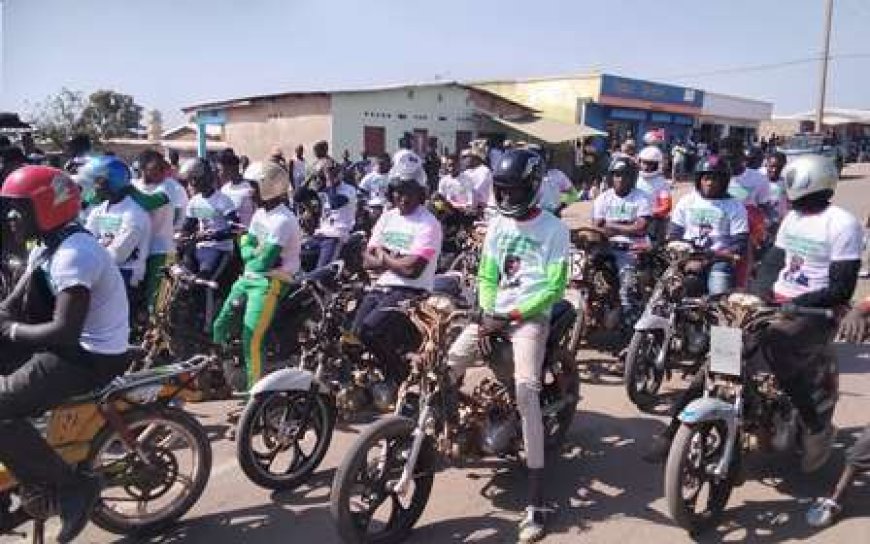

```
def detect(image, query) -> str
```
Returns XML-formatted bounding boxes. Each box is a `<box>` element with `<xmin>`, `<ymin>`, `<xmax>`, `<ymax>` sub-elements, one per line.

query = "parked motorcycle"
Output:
<box><xmin>624</xmin><ymin>241</ymin><xmax>723</xmax><ymax>409</ymax></box>
<box><xmin>564</xmin><ymin>226</ymin><xmax>663</xmax><ymax>357</ymax></box>
<box><xmin>0</xmin><ymin>355</ymin><xmax>213</xmax><ymax>541</ymax></box>
<box><xmin>235</xmin><ymin>261</ymin><xmax>395</xmax><ymax>490</ymax></box>
<box><xmin>329</xmin><ymin>294</ymin><xmax>580</xmax><ymax>544</ymax></box>
<box><xmin>664</xmin><ymin>293</ymin><xmax>838</xmax><ymax>533</ymax></box>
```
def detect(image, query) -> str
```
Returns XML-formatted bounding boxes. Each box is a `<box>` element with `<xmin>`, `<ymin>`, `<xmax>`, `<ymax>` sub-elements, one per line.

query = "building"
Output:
<box><xmin>698</xmin><ymin>92</ymin><xmax>773</xmax><ymax>143</ymax></box>
<box><xmin>180</xmin><ymin>82</ymin><xmax>600</xmax><ymax>165</ymax></box>
<box><xmin>759</xmin><ymin>108</ymin><xmax>870</xmax><ymax>145</ymax></box>
<box><xmin>475</xmin><ymin>74</ymin><xmax>709</xmax><ymax>145</ymax></box>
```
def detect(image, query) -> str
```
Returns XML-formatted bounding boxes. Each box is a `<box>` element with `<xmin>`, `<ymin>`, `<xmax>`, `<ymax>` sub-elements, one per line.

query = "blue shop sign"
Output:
<box><xmin>610</xmin><ymin>108</ymin><xmax>647</xmax><ymax>121</ymax></box>
<box><xmin>600</xmin><ymin>75</ymin><xmax>704</xmax><ymax>108</ymax></box>
<box><xmin>650</xmin><ymin>112</ymin><xmax>672</xmax><ymax>123</ymax></box>
<box><xmin>672</xmin><ymin>114</ymin><xmax>694</xmax><ymax>126</ymax></box>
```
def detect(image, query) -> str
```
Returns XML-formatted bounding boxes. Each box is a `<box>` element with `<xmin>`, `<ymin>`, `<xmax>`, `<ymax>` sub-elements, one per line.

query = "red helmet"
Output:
<box><xmin>1</xmin><ymin>165</ymin><xmax>81</xmax><ymax>232</ymax></box>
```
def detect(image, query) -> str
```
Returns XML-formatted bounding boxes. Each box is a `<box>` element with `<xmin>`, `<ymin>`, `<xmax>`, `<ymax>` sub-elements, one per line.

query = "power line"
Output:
<box><xmin>659</xmin><ymin>52</ymin><xmax>870</xmax><ymax>81</ymax></box>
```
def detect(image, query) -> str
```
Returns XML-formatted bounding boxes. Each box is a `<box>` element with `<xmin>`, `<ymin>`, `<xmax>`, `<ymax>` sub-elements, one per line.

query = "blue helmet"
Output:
<box><xmin>78</xmin><ymin>155</ymin><xmax>131</xmax><ymax>196</ymax></box>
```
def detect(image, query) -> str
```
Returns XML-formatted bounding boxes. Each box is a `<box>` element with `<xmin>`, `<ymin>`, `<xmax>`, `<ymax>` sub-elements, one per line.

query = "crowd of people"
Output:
<box><xmin>0</xmin><ymin>125</ymin><xmax>867</xmax><ymax>542</ymax></box>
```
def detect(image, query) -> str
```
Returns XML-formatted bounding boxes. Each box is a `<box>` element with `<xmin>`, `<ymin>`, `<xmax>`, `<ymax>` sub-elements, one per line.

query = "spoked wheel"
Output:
<box><xmin>88</xmin><ymin>407</ymin><xmax>212</xmax><ymax>535</ymax></box>
<box><xmin>236</xmin><ymin>390</ymin><xmax>335</xmax><ymax>490</ymax></box>
<box><xmin>624</xmin><ymin>330</ymin><xmax>665</xmax><ymax>410</ymax></box>
<box><xmin>665</xmin><ymin>421</ymin><xmax>734</xmax><ymax>534</ymax></box>
<box><xmin>330</xmin><ymin>416</ymin><xmax>434</xmax><ymax>544</ymax></box>
<box><xmin>564</xmin><ymin>289</ymin><xmax>587</xmax><ymax>357</ymax></box>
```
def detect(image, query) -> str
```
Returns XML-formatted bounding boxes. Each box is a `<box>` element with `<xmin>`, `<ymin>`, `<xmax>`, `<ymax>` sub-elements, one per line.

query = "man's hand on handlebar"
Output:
<box><xmin>839</xmin><ymin>306</ymin><xmax>870</xmax><ymax>343</ymax></box>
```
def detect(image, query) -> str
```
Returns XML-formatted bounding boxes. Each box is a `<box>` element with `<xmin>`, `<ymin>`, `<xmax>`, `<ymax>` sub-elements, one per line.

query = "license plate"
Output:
<box><xmin>709</xmin><ymin>326</ymin><xmax>742</xmax><ymax>376</ymax></box>
<box><xmin>570</xmin><ymin>250</ymin><xmax>586</xmax><ymax>280</ymax></box>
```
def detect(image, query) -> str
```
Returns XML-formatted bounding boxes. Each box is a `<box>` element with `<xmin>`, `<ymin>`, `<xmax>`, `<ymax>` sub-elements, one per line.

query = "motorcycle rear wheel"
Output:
<box><xmin>88</xmin><ymin>406</ymin><xmax>212</xmax><ymax>536</ymax></box>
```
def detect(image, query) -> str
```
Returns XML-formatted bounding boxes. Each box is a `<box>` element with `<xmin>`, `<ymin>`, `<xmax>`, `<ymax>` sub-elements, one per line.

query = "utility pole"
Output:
<box><xmin>815</xmin><ymin>0</ymin><xmax>834</xmax><ymax>131</ymax></box>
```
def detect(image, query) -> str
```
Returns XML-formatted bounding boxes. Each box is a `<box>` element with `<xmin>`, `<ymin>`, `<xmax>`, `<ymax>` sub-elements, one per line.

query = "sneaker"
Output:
<box><xmin>518</xmin><ymin>506</ymin><xmax>547</xmax><ymax>543</ymax></box>
<box><xmin>642</xmin><ymin>434</ymin><xmax>672</xmax><ymax>464</ymax></box>
<box><xmin>806</xmin><ymin>497</ymin><xmax>842</xmax><ymax>528</ymax></box>
<box><xmin>802</xmin><ymin>424</ymin><xmax>836</xmax><ymax>473</ymax></box>
<box><xmin>56</xmin><ymin>473</ymin><xmax>102</xmax><ymax>543</ymax></box>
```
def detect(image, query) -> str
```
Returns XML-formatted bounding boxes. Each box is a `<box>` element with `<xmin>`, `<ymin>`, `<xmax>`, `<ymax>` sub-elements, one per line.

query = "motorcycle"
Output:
<box><xmin>235</xmin><ymin>260</ymin><xmax>393</xmax><ymax>490</ymax></box>
<box><xmin>564</xmin><ymin>227</ymin><xmax>663</xmax><ymax>357</ymax></box>
<box><xmin>0</xmin><ymin>355</ymin><xmax>213</xmax><ymax>542</ymax></box>
<box><xmin>329</xmin><ymin>293</ymin><xmax>580</xmax><ymax>544</ymax></box>
<box><xmin>664</xmin><ymin>293</ymin><xmax>838</xmax><ymax>533</ymax></box>
<box><xmin>623</xmin><ymin>241</ymin><xmax>723</xmax><ymax>409</ymax></box>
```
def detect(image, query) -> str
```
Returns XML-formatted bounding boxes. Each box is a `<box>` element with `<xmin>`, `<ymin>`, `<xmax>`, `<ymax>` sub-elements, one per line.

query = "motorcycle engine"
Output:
<box><xmin>370</xmin><ymin>381</ymin><xmax>397</xmax><ymax>413</ymax></box>
<box><xmin>684</xmin><ymin>321</ymin><xmax>709</xmax><ymax>356</ymax></box>
<box><xmin>19</xmin><ymin>486</ymin><xmax>54</xmax><ymax>520</ymax></box>
<box><xmin>335</xmin><ymin>384</ymin><xmax>372</xmax><ymax>414</ymax></box>
<box><xmin>480</xmin><ymin>409</ymin><xmax>519</xmax><ymax>456</ymax></box>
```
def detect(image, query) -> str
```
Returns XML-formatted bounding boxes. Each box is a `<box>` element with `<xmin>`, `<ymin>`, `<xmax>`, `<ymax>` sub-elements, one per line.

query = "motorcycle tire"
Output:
<box><xmin>330</xmin><ymin>416</ymin><xmax>435</xmax><ymax>544</ymax></box>
<box><xmin>543</xmin><ymin>347</ymin><xmax>581</xmax><ymax>449</ymax></box>
<box><xmin>88</xmin><ymin>406</ymin><xmax>212</xmax><ymax>536</ymax></box>
<box><xmin>565</xmin><ymin>289</ymin><xmax>587</xmax><ymax>356</ymax></box>
<box><xmin>664</xmin><ymin>421</ymin><xmax>734</xmax><ymax>534</ymax></box>
<box><xmin>624</xmin><ymin>330</ymin><xmax>665</xmax><ymax>411</ymax></box>
<box><xmin>236</xmin><ymin>390</ymin><xmax>335</xmax><ymax>491</ymax></box>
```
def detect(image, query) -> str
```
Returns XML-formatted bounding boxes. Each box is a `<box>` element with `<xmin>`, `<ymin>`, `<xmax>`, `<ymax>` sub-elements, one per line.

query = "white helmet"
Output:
<box><xmin>638</xmin><ymin>146</ymin><xmax>663</xmax><ymax>177</ymax></box>
<box><xmin>782</xmin><ymin>154</ymin><xmax>838</xmax><ymax>202</ymax></box>
<box><xmin>244</xmin><ymin>161</ymin><xmax>290</xmax><ymax>201</ymax></box>
<box><xmin>390</xmin><ymin>151</ymin><xmax>427</xmax><ymax>189</ymax></box>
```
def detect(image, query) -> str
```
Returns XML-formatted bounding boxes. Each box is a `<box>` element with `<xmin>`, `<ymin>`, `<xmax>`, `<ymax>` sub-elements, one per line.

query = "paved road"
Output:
<box><xmin>31</xmin><ymin>165</ymin><xmax>870</xmax><ymax>543</ymax></box>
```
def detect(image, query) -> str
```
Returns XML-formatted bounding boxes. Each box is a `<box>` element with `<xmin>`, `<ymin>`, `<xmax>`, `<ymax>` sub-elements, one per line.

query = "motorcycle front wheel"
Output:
<box><xmin>624</xmin><ymin>330</ymin><xmax>665</xmax><ymax>410</ymax></box>
<box><xmin>236</xmin><ymin>390</ymin><xmax>335</xmax><ymax>490</ymax></box>
<box><xmin>664</xmin><ymin>421</ymin><xmax>734</xmax><ymax>534</ymax></box>
<box><xmin>330</xmin><ymin>416</ymin><xmax>435</xmax><ymax>544</ymax></box>
<box><xmin>88</xmin><ymin>406</ymin><xmax>212</xmax><ymax>536</ymax></box>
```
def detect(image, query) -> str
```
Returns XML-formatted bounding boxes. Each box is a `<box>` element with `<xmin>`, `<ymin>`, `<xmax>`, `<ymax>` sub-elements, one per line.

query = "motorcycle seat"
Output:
<box><xmin>432</xmin><ymin>273</ymin><xmax>463</xmax><ymax>299</ymax></box>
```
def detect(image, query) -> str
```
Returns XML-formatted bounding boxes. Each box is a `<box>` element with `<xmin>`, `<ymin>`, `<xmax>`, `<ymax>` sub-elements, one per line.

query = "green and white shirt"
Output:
<box><xmin>85</xmin><ymin>195</ymin><xmax>151</xmax><ymax>285</ymax></box>
<box><xmin>478</xmin><ymin>211</ymin><xmax>569</xmax><ymax>319</ymax></box>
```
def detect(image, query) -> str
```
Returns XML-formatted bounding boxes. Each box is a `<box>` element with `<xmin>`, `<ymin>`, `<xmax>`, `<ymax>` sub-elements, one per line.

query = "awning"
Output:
<box><xmin>483</xmin><ymin>114</ymin><xmax>605</xmax><ymax>143</ymax></box>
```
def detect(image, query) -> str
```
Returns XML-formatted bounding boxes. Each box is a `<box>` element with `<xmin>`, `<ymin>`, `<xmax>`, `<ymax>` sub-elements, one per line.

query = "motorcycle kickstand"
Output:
<box><xmin>32</xmin><ymin>518</ymin><xmax>44</xmax><ymax>544</ymax></box>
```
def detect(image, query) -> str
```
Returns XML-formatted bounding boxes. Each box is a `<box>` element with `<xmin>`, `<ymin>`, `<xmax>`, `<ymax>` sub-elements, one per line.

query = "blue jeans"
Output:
<box><xmin>707</xmin><ymin>261</ymin><xmax>734</xmax><ymax>295</ymax></box>
<box><xmin>612</xmin><ymin>249</ymin><xmax>639</xmax><ymax>309</ymax></box>
<box><xmin>311</xmin><ymin>235</ymin><xmax>342</xmax><ymax>269</ymax></box>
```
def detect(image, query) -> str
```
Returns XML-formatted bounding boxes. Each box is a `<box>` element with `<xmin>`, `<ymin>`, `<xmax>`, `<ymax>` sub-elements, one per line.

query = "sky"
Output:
<box><xmin>1</xmin><ymin>0</ymin><xmax>869</xmax><ymax>127</ymax></box>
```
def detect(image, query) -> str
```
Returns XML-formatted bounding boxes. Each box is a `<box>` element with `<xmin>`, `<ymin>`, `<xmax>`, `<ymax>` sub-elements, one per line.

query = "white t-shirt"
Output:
<box><xmin>773</xmin><ymin>205</ymin><xmax>863</xmax><ymax>300</ymax></box>
<box><xmin>369</xmin><ymin>206</ymin><xmax>443</xmax><ymax>291</ymax></box>
<box><xmin>85</xmin><ymin>196</ymin><xmax>151</xmax><ymax>285</ymax></box>
<box><xmin>728</xmin><ymin>169</ymin><xmax>770</xmax><ymax>208</ymax></box>
<box><xmin>768</xmin><ymin>178</ymin><xmax>789</xmax><ymax>222</ymax></box>
<box><xmin>247</xmin><ymin>204</ymin><xmax>302</xmax><ymax>280</ymax></box>
<box><xmin>482</xmin><ymin>211</ymin><xmax>569</xmax><ymax>317</ymax></box>
<box><xmin>637</xmin><ymin>173</ymin><xmax>670</xmax><ymax>199</ymax></box>
<box><xmin>29</xmin><ymin>232</ymin><xmax>130</xmax><ymax>354</ymax></box>
<box><xmin>438</xmin><ymin>174</ymin><xmax>474</xmax><ymax>209</ymax></box>
<box><xmin>221</xmin><ymin>180</ymin><xmax>256</xmax><ymax>227</ymax></box>
<box><xmin>134</xmin><ymin>177</ymin><xmax>188</xmax><ymax>255</ymax></box>
<box><xmin>592</xmin><ymin>188</ymin><xmax>652</xmax><ymax>244</ymax></box>
<box><xmin>186</xmin><ymin>191</ymin><xmax>237</xmax><ymax>251</ymax></box>
<box><xmin>671</xmin><ymin>191</ymin><xmax>749</xmax><ymax>251</ymax></box>
<box><xmin>463</xmin><ymin>164</ymin><xmax>494</xmax><ymax>208</ymax></box>
<box><xmin>359</xmin><ymin>172</ymin><xmax>391</xmax><ymax>207</ymax></box>
<box><xmin>316</xmin><ymin>183</ymin><xmax>358</xmax><ymax>239</ymax></box>
<box><xmin>537</xmin><ymin>168</ymin><xmax>574</xmax><ymax>214</ymax></box>
<box><xmin>292</xmin><ymin>158</ymin><xmax>306</xmax><ymax>188</ymax></box>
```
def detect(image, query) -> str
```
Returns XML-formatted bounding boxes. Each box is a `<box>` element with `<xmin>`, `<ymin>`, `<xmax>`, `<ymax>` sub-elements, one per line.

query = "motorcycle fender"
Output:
<box><xmin>633</xmin><ymin>313</ymin><xmax>670</xmax><ymax>332</ymax></box>
<box><xmin>678</xmin><ymin>397</ymin><xmax>736</xmax><ymax>425</ymax></box>
<box><xmin>249</xmin><ymin>368</ymin><xmax>330</xmax><ymax>396</ymax></box>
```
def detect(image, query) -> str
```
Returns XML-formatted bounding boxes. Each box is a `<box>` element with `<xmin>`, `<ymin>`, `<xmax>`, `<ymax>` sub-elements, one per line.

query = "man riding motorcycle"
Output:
<box><xmin>636</xmin><ymin>145</ymin><xmax>672</xmax><ymax>244</ymax></box>
<box><xmin>178</xmin><ymin>158</ymin><xmax>240</xmax><ymax>333</ymax></box>
<box><xmin>669</xmin><ymin>155</ymin><xmax>748</xmax><ymax>295</ymax></box>
<box><xmin>217</xmin><ymin>151</ymin><xmax>256</xmax><ymax>227</ymax></box>
<box><xmin>753</xmin><ymin>153</ymin><xmax>862</xmax><ymax>471</ymax></box>
<box><xmin>81</xmin><ymin>155</ymin><xmax>152</xmax><ymax>301</ymax></box>
<box><xmin>350</xmin><ymin>157</ymin><xmax>442</xmax><ymax>390</ymax></box>
<box><xmin>212</xmin><ymin>162</ymin><xmax>301</xmax><ymax>391</ymax></box>
<box><xmin>0</xmin><ymin>166</ymin><xmax>131</xmax><ymax>543</ymax></box>
<box><xmin>358</xmin><ymin>153</ymin><xmax>392</xmax><ymax>219</ymax></box>
<box><xmin>446</xmin><ymin>148</ymin><xmax>569</xmax><ymax>543</ymax></box>
<box><xmin>309</xmin><ymin>159</ymin><xmax>358</xmax><ymax>269</ymax></box>
<box><xmin>592</xmin><ymin>156</ymin><xmax>651</xmax><ymax>326</ymax></box>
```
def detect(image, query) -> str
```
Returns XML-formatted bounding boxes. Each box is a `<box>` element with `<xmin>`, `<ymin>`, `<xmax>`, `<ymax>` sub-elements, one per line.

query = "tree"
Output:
<box><xmin>28</xmin><ymin>87</ymin><xmax>89</xmax><ymax>149</ymax></box>
<box><xmin>80</xmin><ymin>90</ymin><xmax>144</xmax><ymax>140</ymax></box>
<box><xmin>29</xmin><ymin>88</ymin><xmax>144</xmax><ymax>149</ymax></box>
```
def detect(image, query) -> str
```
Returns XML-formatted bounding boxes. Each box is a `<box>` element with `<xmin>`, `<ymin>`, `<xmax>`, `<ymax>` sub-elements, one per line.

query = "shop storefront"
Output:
<box><xmin>581</xmin><ymin>75</ymin><xmax>703</xmax><ymax>144</ymax></box>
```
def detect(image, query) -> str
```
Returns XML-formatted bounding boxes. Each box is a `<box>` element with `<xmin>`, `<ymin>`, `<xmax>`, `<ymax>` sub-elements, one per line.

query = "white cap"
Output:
<box><xmin>244</xmin><ymin>161</ymin><xmax>290</xmax><ymax>201</ymax></box>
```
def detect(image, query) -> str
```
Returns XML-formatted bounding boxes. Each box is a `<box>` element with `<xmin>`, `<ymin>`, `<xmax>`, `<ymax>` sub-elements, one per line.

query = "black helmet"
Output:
<box><xmin>694</xmin><ymin>155</ymin><xmax>731</xmax><ymax>198</ymax></box>
<box><xmin>745</xmin><ymin>145</ymin><xmax>764</xmax><ymax>169</ymax></box>
<box><xmin>608</xmin><ymin>157</ymin><xmax>639</xmax><ymax>186</ymax></box>
<box><xmin>492</xmin><ymin>149</ymin><xmax>543</xmax><ymax>218</ymax></box>
<box><xmin>179</xmin><ymin>157</ymin><xmax>215</xmax><ymax>192</ymax></box>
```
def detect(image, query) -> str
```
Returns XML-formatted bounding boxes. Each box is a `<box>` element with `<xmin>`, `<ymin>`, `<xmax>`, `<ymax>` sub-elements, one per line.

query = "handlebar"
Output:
<box><xmin>765</xmin><ymin>305</ymin><xmax>836</xmax><ymax>320</ymax></box>
<box><xmin>166</xmin><ymin>264</ymin><xmax>219</xmax><ymax>290</ymax></box>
